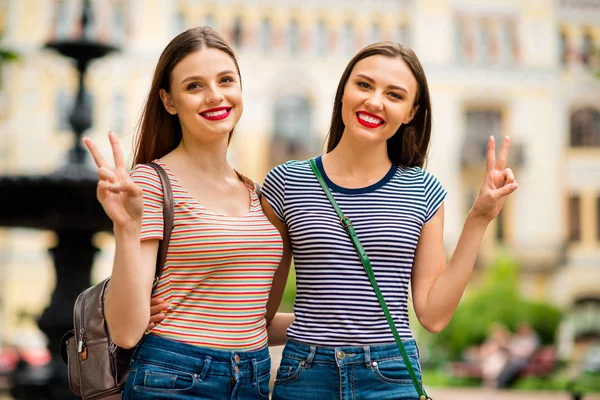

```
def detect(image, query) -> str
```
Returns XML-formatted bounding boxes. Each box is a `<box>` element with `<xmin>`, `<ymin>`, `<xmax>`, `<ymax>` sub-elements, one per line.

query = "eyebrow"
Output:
<box><xmin>355</xmin><ymin>73</ymin><xmax>408</xmax><ymax>94</ymax></box>
<box><xmin>180</xmin><ymin>70</ymin><xmax>237</xmax><ymax>84</ymax></box>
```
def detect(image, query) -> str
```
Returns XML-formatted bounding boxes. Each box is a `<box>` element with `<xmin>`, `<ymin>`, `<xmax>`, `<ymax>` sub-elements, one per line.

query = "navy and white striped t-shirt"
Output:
<box><xmin>261</xmin><ymin>156</ymin><xmax>447</xmax><ymax>345</ymax></box>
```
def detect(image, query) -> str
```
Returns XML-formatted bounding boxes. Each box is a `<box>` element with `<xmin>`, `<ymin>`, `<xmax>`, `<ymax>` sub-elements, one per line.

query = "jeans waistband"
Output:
<box><xmin>135</xmin><ymin>334</ymin><xmax>270</xmax><ymax>378</ymax></box>
<box><xmin>283</xmin><ymin>338</ymin><xmax>419</xmax><ymax>368</ymax></box>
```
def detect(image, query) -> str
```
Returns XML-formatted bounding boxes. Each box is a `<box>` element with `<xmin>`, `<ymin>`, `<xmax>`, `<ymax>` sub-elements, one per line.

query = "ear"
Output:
<box><xmin>159</xmin><ymin>89</ymin><xmax>177</xmax><ymax>115</ymax></box>
<box><xmin>403</xmin><ymin>104</ymin><xmax>420</xmax><ymax>124</ymax></box>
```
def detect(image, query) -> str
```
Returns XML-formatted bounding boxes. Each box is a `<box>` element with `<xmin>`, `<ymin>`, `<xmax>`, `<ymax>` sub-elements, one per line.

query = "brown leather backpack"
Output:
<box><xmin>60</xmin><ymin>162</ymin><xmax>173</xmax><ymax>400</ymax></box>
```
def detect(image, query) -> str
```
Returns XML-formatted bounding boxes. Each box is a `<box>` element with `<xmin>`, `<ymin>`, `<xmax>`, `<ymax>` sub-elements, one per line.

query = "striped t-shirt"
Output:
<box><xmin>130</xmin><ymin>161</ymin><xmax>284</xmax><ymax>350</ymax></box>
<box><xmin>261</xmin><ymin>156</ymin><xmax>447</xmax><ymax>345</ymax></box>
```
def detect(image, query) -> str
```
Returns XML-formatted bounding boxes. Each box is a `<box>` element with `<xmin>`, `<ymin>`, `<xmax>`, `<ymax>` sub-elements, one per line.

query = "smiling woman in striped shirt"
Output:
<box><xmin>82</xmin><ymin>27</ymin><xmax>291</xmax><ymax>400</ymax></box>
<box><xmin>260</xmin><ymin>42</ymin><xmax>519</xmax><ymax>400</ymax></box>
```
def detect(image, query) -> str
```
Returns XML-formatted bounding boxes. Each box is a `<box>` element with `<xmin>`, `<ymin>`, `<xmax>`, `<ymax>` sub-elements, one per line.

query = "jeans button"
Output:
<box><xmin>336</xmin><ymin>350</ymin><xmax>346</xmax><ymax>360</ymax></box>
<box><xmin>234</xmin><ymin>365</ymin><xmax>239</xmax><ymax>374</ymax></box>
<box><xmin>234</xmin><ymin>354</ymin><xmax>240</xmax><ymax>363</ymax></box>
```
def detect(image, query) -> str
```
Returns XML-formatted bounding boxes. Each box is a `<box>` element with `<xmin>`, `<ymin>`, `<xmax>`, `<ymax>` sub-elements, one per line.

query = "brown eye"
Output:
<box><xmin>357</xmin><ymin>82</ymin><xmax>371</xmax><ymax>89</ymax></box>
<box><xmin>187</xmin><ymin>82</ymin><xmax>201</xmax><ymax>90</ymax></box>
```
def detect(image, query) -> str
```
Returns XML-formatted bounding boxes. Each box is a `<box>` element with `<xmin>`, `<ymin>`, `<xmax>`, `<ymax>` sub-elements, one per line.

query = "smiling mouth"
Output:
<box><xmin>356</xmin><ymin>112</ymin><xmax>384</xmax><ymax>128</ymax></box>
<box><xmin>200</xmin><ymin>107</ymin><xmax>232</xmax><ymax>121</ymax></box>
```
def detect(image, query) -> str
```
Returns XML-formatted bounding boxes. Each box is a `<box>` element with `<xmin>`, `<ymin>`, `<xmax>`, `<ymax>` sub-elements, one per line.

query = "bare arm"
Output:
<box><xmin>267</xmin><ymin>313</ymin><xmax>295</xmax><ymax>346</ymax></box>
<box><xmin>411</xmin><ymin>136</ymin><xmax>519</xmax><ymax>333</ymax></box>
<box><xmin>83</xmin><ymin>133</ymin><xmax>158</xmax><ymax>349</ymax></box>
<box><xmin>262</xmin><ymin>196</ymin><xmax>293</xmax><ymax>323</ymax></box>
<box><xmin>261</xmin><ymin>196</ymin><xmax>294</xmax><ymax>344</ymax></box>
<box><xmin>107</xmin><ymin>231</ymin><xmax>158</xmax><ymax>348</ymax></box>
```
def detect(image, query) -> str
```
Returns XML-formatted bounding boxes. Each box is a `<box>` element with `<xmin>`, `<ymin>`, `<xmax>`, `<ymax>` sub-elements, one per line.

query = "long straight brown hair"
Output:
<box><xmin>325</xmin><ymin>42</ymin><xmax>432</xmax><ymax>168</ymax></box>
<box><xmin>132</xmin><ymin>26</ymin><xmax>242</xmax><ymax>167</ymax></box>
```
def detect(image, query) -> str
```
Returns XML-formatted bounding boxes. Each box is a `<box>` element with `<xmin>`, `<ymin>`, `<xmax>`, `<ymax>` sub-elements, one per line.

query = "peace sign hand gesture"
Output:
<box><xmin>83</xmin><ymin>132</ymin><xmax>144</xmax><ymax>230</ymax></box>
<box><xmin>471</xmin><ymin>136</ymin><xmax>519</xmax><ymax>222</ymax></box>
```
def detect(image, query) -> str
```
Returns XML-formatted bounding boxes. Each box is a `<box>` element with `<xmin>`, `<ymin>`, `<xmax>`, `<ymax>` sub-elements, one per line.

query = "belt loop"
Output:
<box><xmin>363</xmin><ymin>346</ymin><xmax>372</xmax><ymax>369</ymax></box>
<box><xmin>304</xmin><ymin>345</ymin><xmax>317</xmax><ymax>369</ymax></box>
<box><xmin>251</xmin><ymin>359</ymin><xmax>258</xmax><ymax>386</ymax></box>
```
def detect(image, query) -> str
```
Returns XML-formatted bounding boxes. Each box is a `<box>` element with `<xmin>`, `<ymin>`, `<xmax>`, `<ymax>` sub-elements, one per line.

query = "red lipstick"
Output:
<box><xmin>356</xmin><ymin>111</ymin><xmax>384</xmax><ymax>129</ymax></box>
<box><xmin>200</xmin><ymin>106</ymin><xmax>232</xmax><ymax>121</ymax></box>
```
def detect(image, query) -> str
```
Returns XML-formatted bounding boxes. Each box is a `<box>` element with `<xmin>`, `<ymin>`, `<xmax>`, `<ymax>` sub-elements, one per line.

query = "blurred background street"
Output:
<box><xmin>1</xmin><ymin>0</ymin><xmax>600</xmax><ymax>399</ymax></box>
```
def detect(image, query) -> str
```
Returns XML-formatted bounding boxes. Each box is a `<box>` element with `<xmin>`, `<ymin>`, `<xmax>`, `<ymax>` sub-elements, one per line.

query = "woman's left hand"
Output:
<box><xmin>471</xmin><ymin>136</ymin><xmax>519</xmax><ymax>222</ymax></box>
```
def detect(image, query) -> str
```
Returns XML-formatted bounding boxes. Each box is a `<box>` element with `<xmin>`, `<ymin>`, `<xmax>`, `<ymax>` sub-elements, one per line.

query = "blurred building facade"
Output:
<box><xmin>0</xmin><ymin>0</ymin><xmax>599</xmax><ymax>360</ymax></box>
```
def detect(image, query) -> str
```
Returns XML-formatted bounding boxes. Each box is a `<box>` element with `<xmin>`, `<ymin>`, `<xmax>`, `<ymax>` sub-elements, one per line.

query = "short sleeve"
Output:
<box><xmin>261</xmin><ymin>163</ymin><xmax>289</xmax><ymax>222</ymax></box>
<box><xmin>130</xmin><ymin>164</ymin><xmax>164</xmax><ymax>241</ymax></box>
<box><xmin>422</xmin><ymin>169</ymin><xmax>447</xmax><ymax>223</ymax></box>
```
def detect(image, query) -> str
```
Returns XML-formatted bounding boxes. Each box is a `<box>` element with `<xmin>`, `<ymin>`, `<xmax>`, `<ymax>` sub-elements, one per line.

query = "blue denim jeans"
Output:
<box><xmin>272</xmin><ymin>339</ymin><xmax>424</xmax><ymax>400</ymax></box>
<box><xmin>123</xmin><ymin>334</ymin><xmax>271</xmax><ymax>399</ymax></box>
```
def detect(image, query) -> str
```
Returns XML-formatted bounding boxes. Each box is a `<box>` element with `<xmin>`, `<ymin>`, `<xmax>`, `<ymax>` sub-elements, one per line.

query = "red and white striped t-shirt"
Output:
<box><xmin>130</xmin><ymin>161</ymin><xmax>283</xmax><ymax>350</ymax></box>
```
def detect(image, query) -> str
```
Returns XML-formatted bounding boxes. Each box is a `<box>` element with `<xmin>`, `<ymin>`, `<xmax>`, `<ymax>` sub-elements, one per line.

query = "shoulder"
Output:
<box><xmin>130</xmin><ymin>163</ymin><xmax>163</xmax><ymax>193</ymax></box>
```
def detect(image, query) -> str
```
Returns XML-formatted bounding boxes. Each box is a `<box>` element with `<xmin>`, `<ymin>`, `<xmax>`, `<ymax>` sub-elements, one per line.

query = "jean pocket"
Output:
<box><xmin>132</xmin><ymin>362</ymin><xmax>196</xmax><ymax>394</ymax></box>
<box><xmin>372</xmin><ymin>355</ymin><xmax>422</xmax><ymax>384</ymax></box>
<box><xmin>275</xmin><ymin>356</ymin><xmax>306</xmax><ymax>384</ymax></box>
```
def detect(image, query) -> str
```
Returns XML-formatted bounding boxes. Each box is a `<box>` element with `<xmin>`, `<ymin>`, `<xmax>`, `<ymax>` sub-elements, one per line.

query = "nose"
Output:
<box><xmin>364</xmin><ymin>92</ymin><xmax>383</xmax><ymax>112</ymax></box>
<box><xmin>205</xmin><ymin>84</ymin><xmax>224</xmax><ymax>104</ymax></box>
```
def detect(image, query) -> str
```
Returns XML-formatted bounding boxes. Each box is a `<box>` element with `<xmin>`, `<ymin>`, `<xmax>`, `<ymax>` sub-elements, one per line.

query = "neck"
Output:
<box><xmin>324</xmin><ymin>133</ymin><xmax>391</xmax><ymax>178</ymax></box>
<box><xmin>169</xmin><ymin>134</ymin><xmax>232</xmax><ymax>179</ymax></box>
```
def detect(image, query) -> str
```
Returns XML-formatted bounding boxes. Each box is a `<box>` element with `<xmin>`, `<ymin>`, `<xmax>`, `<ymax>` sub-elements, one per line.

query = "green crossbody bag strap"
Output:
<box><xmin>308</xmin><ymin>158</ymin><xmax>431</xmax><ymax>400</ymax></box>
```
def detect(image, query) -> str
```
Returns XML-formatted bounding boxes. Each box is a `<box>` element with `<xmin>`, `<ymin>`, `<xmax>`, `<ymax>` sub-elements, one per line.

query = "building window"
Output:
<box><xmin>455</xmin><ymin>17</ymin><xmax>466</xmax><ymax>63</ymax></box>
<box><xmin>315</xmin><ymin>19</ymin><xmax>327</xmax><ymax>55</ymax></box>
<box><xmin>597</xmin><ymin>197</ymin><xmax>600</xmax><ymax>241</ymax></box>
<box><xmin>500</xmin><ymin>19</ymin><xmax>516</xmax><ymax>64</ymax></box>
<box><xmin>559</xmin><ymin>30</ymin><xmax>568</xmax><ymax>65</ymax></box>
<box><xmin>232</xmin><ymin>17</ymin><xmax>243</xmax><ymax>48</ymax></box>
<box><xmin>111</xmin><ymin>1</ymin><xmax>126</xmax><ymax>43</ymax></box>
<box><xmin>288</xmin><ymin>19</ymin><xmax>300</xmax><ymax>53</ymax></box>
<box><xmin>476</xmin><ymin>20</ymin><xmax>490</xmax><ymax>64</ymax></box>
<box><xmin>368</xmin><ymin>23</ymin><xmax>381</xmax><ymax>45</ymax></box>
<box><xmin>260</xmin><ymin>17</ymin><xmax>272</xmax><ymax>53</ymax></box>
<box><xmin>462</xmin><ymin>110</ymin><xmax>503</xmax><ymax>167</ymax></box>
<box><xmin>112</xmin><ymin>94</ymin><xmax>125</xmax><ymax>134</ymax></box>
<box><xmin>569</xmin><ymin>195</ymin><xmax>581</xmax><ymax>242</ymax></box>
<box><xmin>271</xmin><ymin>95</ymin><xmax>313</xmax><ymax>165</ymax></box>
<box><xmin>495</xmin><ymin>210</ymin><xmax>505</xmax><ymax>242</ymax></box>
<box><xmin>172</xmin><ymin>11</ymin><xmax>186</xmax><ymax>36</ymax></box>
<box><xmin>395</xmin><ymin>24</ymin><xmax>410</xmax><ymax>46</ymax></box>
<box><xmin>203</xmin><ymin>14</ymin><xmax>215</xmax><ymax>29</ymax></box>
<box><xmin>570</xmin><ymin>108</ymin><xmax>600</xmax><ymax>147</ymax></box>
<box><xmin>55</xmin><ymin>0</ymin><xmax>70</xmax><ymax>39</ymax></box>
<box><xmin>581</xmin><ymin>31</ymin><xmax>594</xmax><ymax>66</ymax></box>
<box><xmin>342</xmin><ymin>22</ymin><xmax>355</xmax><ymax>56</ymax></box>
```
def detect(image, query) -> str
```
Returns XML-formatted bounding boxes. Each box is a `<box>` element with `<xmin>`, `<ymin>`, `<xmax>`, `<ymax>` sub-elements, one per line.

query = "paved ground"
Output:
<box><xmin>426</xmin><ymin>387</ymin><xmax>600</xmax><ymax>399</ymax></box>
<box><xmin>1</xmin><ymin>385</ymin><xmax>599</xmax><ymax>399</ymax></box>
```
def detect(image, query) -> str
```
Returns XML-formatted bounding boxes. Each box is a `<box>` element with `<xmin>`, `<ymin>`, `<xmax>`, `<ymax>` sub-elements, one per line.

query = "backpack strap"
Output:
<box><xmin>144</xmin><ymin>162</ymin><xmax>173</xmax><ymax>285</ymax></box>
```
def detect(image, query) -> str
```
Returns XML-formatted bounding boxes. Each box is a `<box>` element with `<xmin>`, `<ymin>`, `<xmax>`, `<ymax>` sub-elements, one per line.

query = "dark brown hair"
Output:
<box><xmin>132</xmin><ymin>26</ymin><xmax>241</xmax><ymax>166</ymax></box>
<box><xmin>325</xmin><ymin>42</ymin><xmax>432</xmax><ymax>168</ymax></box>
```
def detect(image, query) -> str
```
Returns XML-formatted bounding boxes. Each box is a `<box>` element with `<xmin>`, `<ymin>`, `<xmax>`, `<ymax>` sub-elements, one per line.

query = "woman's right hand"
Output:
<box><xmin>83</xmin><ymin>132</ymin><xmax>143</xmax><ymax>230</ymax></box>
<box><xmin>147</xmin><ymin>296</ymin><xmax>169</xmax><ymax>331</ymax></box>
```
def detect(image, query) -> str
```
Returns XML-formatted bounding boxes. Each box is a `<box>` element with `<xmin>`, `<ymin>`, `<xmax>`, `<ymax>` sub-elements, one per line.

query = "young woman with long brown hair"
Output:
<box><xmin>83</xmin><ymin>26</ymin><xmax>291</xmax><ymax>399</ymax></box>
<box><xmin>258</xmin><ymin>42</ymin><xmax>519</xmax><ymax>399</ymax></box>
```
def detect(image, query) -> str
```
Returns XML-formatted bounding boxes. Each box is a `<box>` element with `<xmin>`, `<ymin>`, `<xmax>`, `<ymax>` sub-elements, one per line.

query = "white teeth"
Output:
<box><xmin>358</xmin><ymin>113</ymin><xmax>383</xmax><ymax>125</ymax></box>
<box><xmin>203</xmin><ymin>109</ymin><xmax>228</xmax><ymax>117</ymax></box>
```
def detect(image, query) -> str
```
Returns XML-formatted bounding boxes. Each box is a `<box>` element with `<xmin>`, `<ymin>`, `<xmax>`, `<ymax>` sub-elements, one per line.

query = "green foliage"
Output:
<box><xmin>422</xmin><ymin>368</ymin><xmax>480</xmax><ymax>388</ymax></box>
<box><xmin>0</xmin><ymin>49</ymin><xmax>19</xmax><ymax>62</ymax></box>
<box><xmin>421</xmin><ymin>254</ymin><xmax>562</xmax><ymax>360</ymax></box>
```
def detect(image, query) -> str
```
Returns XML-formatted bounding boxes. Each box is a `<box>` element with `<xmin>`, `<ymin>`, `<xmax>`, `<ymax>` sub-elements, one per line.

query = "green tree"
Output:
<box><xmin>420</xmin><ymin>255</ymin><xmax>562</xmax><ymax>361</ymax></box>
